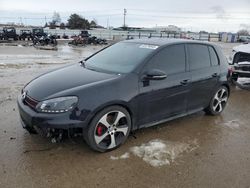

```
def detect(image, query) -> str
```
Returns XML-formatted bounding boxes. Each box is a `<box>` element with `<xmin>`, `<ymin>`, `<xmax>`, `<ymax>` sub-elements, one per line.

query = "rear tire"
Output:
<box><xmin>84</xmin><ymin>106</ymin><xmax>131</xmax><ymax>152</ymax></box>
<box><xmin>205</xmin><ymin>86</ymin><xmax>229</xmax><ymax>115</ymax></box>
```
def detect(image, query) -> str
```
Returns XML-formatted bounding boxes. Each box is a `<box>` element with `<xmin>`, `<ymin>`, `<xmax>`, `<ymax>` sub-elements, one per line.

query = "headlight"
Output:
<box><xmin>36</xmin><ymin>96</ymin><xmax>78</xmax><ymax>113</ymax></box>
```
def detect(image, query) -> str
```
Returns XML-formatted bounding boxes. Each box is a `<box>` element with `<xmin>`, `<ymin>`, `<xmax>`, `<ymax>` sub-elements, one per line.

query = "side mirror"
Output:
<box><xmin>144</xmin><ymin>69</ymin><xmax>167</xmax><ymax>80</ymax></box>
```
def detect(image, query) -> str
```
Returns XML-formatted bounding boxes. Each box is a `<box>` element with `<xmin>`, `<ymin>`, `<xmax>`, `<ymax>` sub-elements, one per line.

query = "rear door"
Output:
<box><xmin>187</xmin><ymin>44</ymin><xmax>220</xmax><ymax>111</ymax></box>
<box><xmin>137</xmin><ymin>44</ymin><xmax>191</xmax><ymax>126</ymax></box>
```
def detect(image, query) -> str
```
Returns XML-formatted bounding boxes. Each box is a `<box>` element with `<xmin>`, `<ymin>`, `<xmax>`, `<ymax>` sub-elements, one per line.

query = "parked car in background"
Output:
<box><xmin>0</xmin><ymin>30</ymin><xmax>3</xmax><ymax>40</ymax></box>
<box><xmin>18</xmin><ymin>39</ymin><xmax>230</xmax><ymax>152</ymax></box>
<box><xmin>69</xmin><ymin>32</ymin><xmax>107</xmax><ymax>46</ymax></box>
<box><xmin>32</xmin><ymin>28</ymin><xmax>46</xmax><ymax>38</ymax></box>
<box><xmin>79</xmin><ymin>30</ymin><xmax>91</xmax><ymax>38</ymax></box>
<box><xmin>229</xmin><ymin>43</ymin><xmax>250</xmax><ymax>81</ymax></box>
<box><xmin>238</xmin><ymin>36</ymin><xmax>250</xmax><ymax>44</ymax></box>
<box><xmin>19</xmin><ymin>30</ymin><xmax>32</xmax><ymax>40</ymax></box>
<box><xmin>62</xmin><ymin>33</ymin><xmax>69</xmax><ymax>39</ymax></box>
<box><xmin>33</xmin><ymin>34</ymin><xmax>57</xmax><ymax>46</ymax></box>
<box><xmin>2</xmin><ymin>27</ymin><xmax>18</xmax><ymax>40</ymax></box>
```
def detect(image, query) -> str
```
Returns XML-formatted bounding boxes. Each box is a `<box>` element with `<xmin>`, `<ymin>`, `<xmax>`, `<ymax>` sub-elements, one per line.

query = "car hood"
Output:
<box><xmin>233</xmin><ymin>44</ymin><xmax>250</xmax><ymax>54</ymax></box>
<box><xmin>25</xmin><ymin>64</ymin><xmax>119</xmax><ymax>101</ymax></box>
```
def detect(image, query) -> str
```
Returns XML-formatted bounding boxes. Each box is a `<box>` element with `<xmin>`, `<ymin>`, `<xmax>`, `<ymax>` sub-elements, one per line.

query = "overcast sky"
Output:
<box><xmin>0</xmin><ymin>0</ymin><xmax>250</xmax><ymax>32</ymax></box>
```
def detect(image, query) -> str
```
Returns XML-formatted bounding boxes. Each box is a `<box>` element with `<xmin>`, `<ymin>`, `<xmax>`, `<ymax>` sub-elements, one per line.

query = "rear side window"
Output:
<box><xmin>188</xmin><ymin>44</ymin><xmax>211</xmax><ymax>70</ymax></box>
<box><xmin>209</xmin><ymin>46</ymin><xmax>219</xmax><ymax>66</ymax></box>
<box><xmin>146</xmin><ymin>44</ymin><xmax>186</xmax><ymax>74</ymax></box>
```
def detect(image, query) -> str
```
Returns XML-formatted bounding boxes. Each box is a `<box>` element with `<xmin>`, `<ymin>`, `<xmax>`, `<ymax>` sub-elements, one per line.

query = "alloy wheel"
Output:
<box><xmin>94</xmin><ymin>111</ymin><xmax>129</xmax><ymax>149</ymax></box>
<box><xmin>212</xmin><ymin>88</ymin><xmax>228</xmax><ymax>113</ymax></box>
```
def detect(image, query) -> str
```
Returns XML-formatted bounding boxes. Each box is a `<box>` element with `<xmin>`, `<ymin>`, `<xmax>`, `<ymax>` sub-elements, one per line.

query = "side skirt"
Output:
<box><xmin>138</xmin><ymin>108</ymin><xmax>204</xmax><ymax>129</ymax></box>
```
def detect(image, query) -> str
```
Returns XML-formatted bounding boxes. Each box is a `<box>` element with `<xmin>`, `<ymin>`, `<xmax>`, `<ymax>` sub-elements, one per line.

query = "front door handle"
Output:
<box><xmin>180</xmin><ymin>79</ymin><xmax>190</xmax><ymax>86</ymax></box>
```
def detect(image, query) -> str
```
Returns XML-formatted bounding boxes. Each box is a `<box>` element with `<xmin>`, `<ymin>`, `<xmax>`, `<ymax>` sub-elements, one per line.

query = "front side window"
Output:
<box><xmin>85</xmin><ymin>42</ymin><xmax>157</xmax><ymax>74</ymax></box>
<box><xmin>145</xmin><ymin>44</ymin><xmax>186</xmax><ymax>74</ymax></box>
<box><xmin>188</xmin><ymin>44</ymin><xmax>211</xmax><ymax>70</ymax></box>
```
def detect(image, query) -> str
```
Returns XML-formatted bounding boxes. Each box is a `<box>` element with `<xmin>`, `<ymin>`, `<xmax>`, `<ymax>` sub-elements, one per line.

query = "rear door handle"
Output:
<box><xmin>212</xmin><ymin>73</ymin><xmax>218</xmax><ymax>77</ymax></box>
<box><xmin>180</xmin><ymin>79</ymin><xmax>190</xmax><ymax>86</ymax></box>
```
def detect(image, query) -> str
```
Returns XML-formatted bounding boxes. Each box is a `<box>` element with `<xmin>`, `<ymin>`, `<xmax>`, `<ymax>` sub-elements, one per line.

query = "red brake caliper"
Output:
<box><xmin>97</xmin><ymin>124</ymin><xmax>103</xmax><ymax>136</ymax></box>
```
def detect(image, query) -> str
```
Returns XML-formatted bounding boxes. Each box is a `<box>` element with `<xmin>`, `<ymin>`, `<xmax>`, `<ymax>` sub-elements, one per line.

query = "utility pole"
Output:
<box><xmin>19</xmin><ymin>17</ymin><xmax>23</xmax><ymax>25</ymax></box>
<box><xmin>24</xmin><ymin>18</ymin><xmax>27</xmax><ymax>26</ymax></box>
<box><xmin>45</xmin><ymin>16</ymin><xmax>47</xmax><ymax>26</ymax></box>
<box><xmin>107</xmin><ymin>17</ymin><xmax>109</xmax><ymax>29</ymax></box>
<box><xmin>123</xmin><ymin>8</ymin><xmax>127</xmax><ymax>28</ymax></box>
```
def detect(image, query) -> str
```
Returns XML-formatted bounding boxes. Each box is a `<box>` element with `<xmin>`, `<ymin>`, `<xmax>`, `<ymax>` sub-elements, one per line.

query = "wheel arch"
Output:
<box><xmin>85</xmin><ymin>101</ymin><xmax>135</xmax><ymax>131</ymax></box>
<box><xmin>222</xmin><ymin>83</ymin><xmax>231</xmax><ymax>96</ymax></box>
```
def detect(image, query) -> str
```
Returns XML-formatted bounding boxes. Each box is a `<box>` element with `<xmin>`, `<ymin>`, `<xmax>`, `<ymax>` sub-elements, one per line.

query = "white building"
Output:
<box><xmin>151</xmin><ymin>25</ymin><xmax>181</xmax><ymax>33</ymax></box>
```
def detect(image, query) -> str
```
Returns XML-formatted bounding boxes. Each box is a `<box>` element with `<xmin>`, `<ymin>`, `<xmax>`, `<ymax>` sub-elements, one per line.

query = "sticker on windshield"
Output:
<box><xmin>139</xmin><ymin>44</ymin><xmax>159</xmax><ymax>50</ymax></box>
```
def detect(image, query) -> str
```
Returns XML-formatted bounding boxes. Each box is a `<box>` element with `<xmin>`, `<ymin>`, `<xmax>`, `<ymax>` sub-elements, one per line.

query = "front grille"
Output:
<box><xmin>234</xmin><ymin>64</ymin><xmax>250</xmax><ymax>72</ymax></box>
<box><xmin>241</xmin><ymin>66</ymin><xmax>250</xmax><ymax>72</ymax></box>
<box><xmin>24</xmin><ymin>95</ymin><xmax>39</xmax><ymax>109</ymax></box>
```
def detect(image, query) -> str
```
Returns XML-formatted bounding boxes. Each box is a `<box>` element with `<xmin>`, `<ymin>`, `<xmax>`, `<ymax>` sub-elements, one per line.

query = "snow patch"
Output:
<box><xmin>110</xmin><ymin>152</ymin><xmax>130</xmax><ymax>160</ymax></box>
<box><xmin>120</xmin><ymin>152</ymin><xmax>130</xmax><ymax>159</ymax></box>
<box><xmin>110</xmin><ymin>156</ymin><xmax>119</xmax><ymax>160</ymax></box>
<box><xmin>222</xmin><ymin>120</ymin><xmax>240</xmax><ymax>129</ymax></box>
<box><xmin>130</xmin><ymin>139</ymin><xmax>198</xmax><ymax>167</ymax></box>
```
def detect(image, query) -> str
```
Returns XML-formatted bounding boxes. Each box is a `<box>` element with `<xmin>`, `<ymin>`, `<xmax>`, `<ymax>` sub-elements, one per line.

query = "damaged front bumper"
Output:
<box><xmin>232</xmin><ymin>63</ymin><xmax>250</xmax><ymax>78</ymax></box>
<box><xmin>17</xmin><ymin>95</ymin><xmax>88</xmax><ymax>136</ymax></box>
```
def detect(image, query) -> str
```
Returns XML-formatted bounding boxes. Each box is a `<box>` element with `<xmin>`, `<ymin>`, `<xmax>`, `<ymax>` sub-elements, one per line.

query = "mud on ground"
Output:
<box><xmin>0</xmin><ymin>43</ymin><xmax>250</xmax><ymax>188</ymax></box>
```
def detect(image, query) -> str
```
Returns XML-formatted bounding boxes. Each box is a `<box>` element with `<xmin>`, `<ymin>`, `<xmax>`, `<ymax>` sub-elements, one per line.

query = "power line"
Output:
<box><xmin>128</xmin><ymin>14</ymin><xmax>250</xmax><ymax>20</ymax></box>
<box><xmin>129</xmin><ymin>8</ymin><xmax>250</xmax><ymax>14</ymax></box>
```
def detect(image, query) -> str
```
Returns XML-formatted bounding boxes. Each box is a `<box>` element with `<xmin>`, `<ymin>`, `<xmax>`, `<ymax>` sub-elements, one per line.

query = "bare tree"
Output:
<box><xmin>237</xmin><ymin>29</ymin><xmax>249</xmax><ymax>36</ymax></box>
<box><xmin>52</xmin><ymin>11</ymin><xmax>61</xmax><ymax>25</ymax></box>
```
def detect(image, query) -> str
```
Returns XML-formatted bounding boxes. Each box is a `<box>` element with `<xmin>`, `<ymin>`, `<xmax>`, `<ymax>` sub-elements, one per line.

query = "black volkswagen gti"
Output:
<box><xmin>18</xmin><ymin>39</ymin><xmax>230</xmax><ymax>152</ymax></box>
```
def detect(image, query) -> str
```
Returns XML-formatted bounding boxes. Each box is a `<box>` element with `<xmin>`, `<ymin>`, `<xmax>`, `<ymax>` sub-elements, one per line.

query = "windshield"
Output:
<box><xmin>85</xmin><ymin>42</ymin><xmax>158</xmax><ymax>74</ymax></box>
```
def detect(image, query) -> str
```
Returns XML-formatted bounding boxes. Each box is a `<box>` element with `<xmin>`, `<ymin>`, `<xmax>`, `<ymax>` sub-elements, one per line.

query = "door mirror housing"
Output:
<box><xmin>144</xmin><ymin>69</ymin><xmax>167</xmax><ymax>80</ymax></box>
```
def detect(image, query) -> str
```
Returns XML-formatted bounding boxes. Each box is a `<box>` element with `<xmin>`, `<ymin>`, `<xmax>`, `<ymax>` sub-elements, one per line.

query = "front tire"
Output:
<box><xmin>84</xmin><ymin>106</ymin><xmax>131</xmax><ymax>152</ymax></box>
<box><xmin>205</xmin><ymin>86</ymin><xmax>229</xmax><ymax>115</ymax></box>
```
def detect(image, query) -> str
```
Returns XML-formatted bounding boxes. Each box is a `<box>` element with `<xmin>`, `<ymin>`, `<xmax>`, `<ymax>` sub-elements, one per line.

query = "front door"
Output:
<box><xmin>137</xmin><ymin>44</ymin><xmax>191</xmax><ymax>126</ymax></box>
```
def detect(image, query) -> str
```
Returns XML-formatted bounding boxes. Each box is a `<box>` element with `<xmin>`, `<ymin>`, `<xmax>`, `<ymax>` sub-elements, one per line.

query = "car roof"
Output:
<box><xmin>122</xmin><ymin>38</ymin><xmax>213</xmax><ymax>47</ymax></box>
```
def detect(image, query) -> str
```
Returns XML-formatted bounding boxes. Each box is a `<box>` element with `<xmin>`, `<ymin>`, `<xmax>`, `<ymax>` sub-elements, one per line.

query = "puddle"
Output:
<box><xmin>60</xmin><ymin>45</ymin><xmax>74</xmax><ymax>53</ymax></box>
<box><xmin>0</xmin><ymin>45</ymin><xmax>106</xmax><ymax>66</ymax></box>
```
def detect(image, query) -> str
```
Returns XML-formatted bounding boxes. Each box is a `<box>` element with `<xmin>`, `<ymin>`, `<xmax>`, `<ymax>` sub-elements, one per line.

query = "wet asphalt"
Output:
<box><xmin>0</xmin><ymin>42</ymin><xmax>250</xmax><ymax>188</ymax></box>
